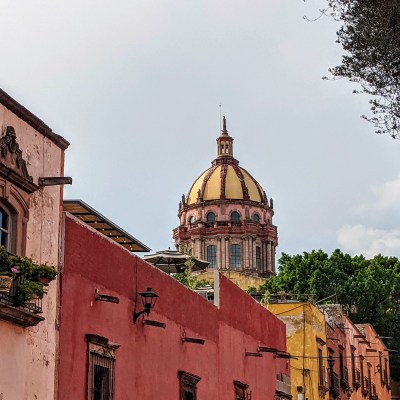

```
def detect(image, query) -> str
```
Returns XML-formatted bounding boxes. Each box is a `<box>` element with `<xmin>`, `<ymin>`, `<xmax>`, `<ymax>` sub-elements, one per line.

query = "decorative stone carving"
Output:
<box><xmin>0</xmin><ymin>127</ymin><xmax>39</xmax><ymax>193</ymax></box>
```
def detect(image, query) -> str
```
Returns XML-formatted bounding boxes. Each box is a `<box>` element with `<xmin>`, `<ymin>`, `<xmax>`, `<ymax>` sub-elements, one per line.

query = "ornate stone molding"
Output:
<box><xmin>0</xmin><ymin>126</ymin><xmax>39</xmax><ymax>193</ymax></box>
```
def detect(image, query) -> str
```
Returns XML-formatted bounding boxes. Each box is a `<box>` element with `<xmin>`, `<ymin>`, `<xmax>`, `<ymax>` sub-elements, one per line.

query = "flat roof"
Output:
<box><xmin>63</xmin><ymin>199</ymin><xmax>150</xmax><ymax>252</ymax></box>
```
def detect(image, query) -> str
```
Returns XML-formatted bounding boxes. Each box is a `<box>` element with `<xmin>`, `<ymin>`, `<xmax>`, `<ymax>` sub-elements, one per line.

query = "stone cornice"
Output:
<box><xmin>0</xmin><ymin>88</ymin><xmax>70</xmax><ymax>150</ymax></box>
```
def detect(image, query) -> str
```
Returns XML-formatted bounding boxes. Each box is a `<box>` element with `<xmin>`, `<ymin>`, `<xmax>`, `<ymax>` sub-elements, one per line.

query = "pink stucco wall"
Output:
<box><xmin>59</xmin><ymin>213</ymin><xmax>288</xmax><ymax>399</ymax></box>
<box><xmin>0</xmin><ymin>103</ymin><xmax>66</xmax><ymax>400</ymax></box>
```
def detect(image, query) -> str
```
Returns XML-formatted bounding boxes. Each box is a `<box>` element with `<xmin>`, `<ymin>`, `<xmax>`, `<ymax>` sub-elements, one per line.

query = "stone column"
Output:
<box><xmin>271</xmin><ymin>243</ymin><xmax>276</xmax><ymax>273</ymax></box>
<box><xmin>266</xmin><ymin>240</ymin><xmax>272</xmax><ymax>272</ymax></box>
<box><xmin>241</xmin><ymin>237</ymin><xmax>246</xmax><ymax>271</ymax></box>
<box><xmin>217</xmin><ymin>237</ymin><xmax>222</xmax><ymax>270</ymax></box>
<box><xmin>225</xmin><ymin>237</ymin><xmax>230</xmax><ymax>270</ymax></box>
<box><xmin>261</xmin><ymin>240</ymin><xmax>266</xmax><ymax>273</ymax></box>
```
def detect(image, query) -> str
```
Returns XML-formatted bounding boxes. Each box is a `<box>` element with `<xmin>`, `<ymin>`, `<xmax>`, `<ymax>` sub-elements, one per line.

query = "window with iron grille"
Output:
<box><xmin>230</xmin><ymin>244</ymin><xmax>241</xmax><ymax>270</ymax></box>
<box><xmin>87</xmin><ymin>334</ymin><xmax>120</xmax><ymax>400</ymax></box>
<box><xmin>318</xmin><ymin>348</ymin><xmax>325</xmax><ymax>387</ymax></box>
<box><xmin>360</xmin><ymin>356</ymin><xmax>365</xmax><ymax>389</ymax></box>
<box><xmin>234</xmin><ymin>381</ymin><xmax>251</xmax><ymax>400</ymax></box>
<box><xmin>256</xmin><ymin>246</ymin><xmax>261</xmax><ymax>270</ymax></box>
<box><xmin>178</xmin><ymin>371</ymin><xmax>201</xmax><ymax>400</ymax></box>
<box><xmin>207</xmin><ymin>245</ymin><xmax>217</xmax><ymax>269</ymax></box>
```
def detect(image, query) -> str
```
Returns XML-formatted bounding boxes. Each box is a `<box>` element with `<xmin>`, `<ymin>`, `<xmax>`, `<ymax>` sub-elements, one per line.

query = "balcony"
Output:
<box><xmin>341</xmin><ymin>367</ymin><xmax>349</xmax><ymax>389</ymax></box>
<box><xmin>330</xmin><ymin>372</ymin><xmax>340</xmax><ymax>398</ymax></box>
<box><xmin>354</xmin><ymin>370</ymin><xmax>361</xmax><ymax>391</ymax></box>
<box><xmin>0</xmin><ymin>276</ymin><xmax>44</xmax><ymax>327</ymax></box>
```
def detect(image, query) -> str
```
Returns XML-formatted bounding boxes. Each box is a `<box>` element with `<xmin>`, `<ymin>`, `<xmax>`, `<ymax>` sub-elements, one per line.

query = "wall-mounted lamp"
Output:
<box><xmin>328</xmin><ymin>354</ymin><xmax>335</xmax><ymax>369</ymax></box>
<box><xmin>133</xmin><ymin>288</ymin><xmax>159</xmax><ymax>323</ymax></box>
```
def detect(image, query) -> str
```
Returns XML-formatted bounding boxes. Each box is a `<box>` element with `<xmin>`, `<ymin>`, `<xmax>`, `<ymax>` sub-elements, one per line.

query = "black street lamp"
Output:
<box><xmin>133</xmin><ymin>288</ymin><xmax>159</xmax><ymax>323</ymax></box>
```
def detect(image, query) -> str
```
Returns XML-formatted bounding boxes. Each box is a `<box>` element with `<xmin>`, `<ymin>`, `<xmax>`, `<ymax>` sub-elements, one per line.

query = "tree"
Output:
<box><xmin>324</xmin><ymin>0</ymin><xmax>400</xmax><ymax>138</ymax></box>
<box><xmin>260</xmin><ymin>249</ymin><xmax>400</xmax><ymax>376</ymax></box>
<box><xmin>172</xmin><ymin>259</ymin><xmax>212</xmax><ymax>289</ymax></box>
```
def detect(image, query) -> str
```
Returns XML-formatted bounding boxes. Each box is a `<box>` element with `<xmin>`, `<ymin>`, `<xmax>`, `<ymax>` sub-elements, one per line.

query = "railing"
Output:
<box><xmin>354</xmin><ymin>370</ymin><xmax>361</xmax><ymax>390</ymax></box>
<box><xmin>341</xmin><ymin>367</ymin><xmax>349</xmax><ymax>389</ymax></box>
<box><xmin>0</xmin><ymin>275</ymin><xmax>42</xmax><ymax>313</ymax></box>
<box><xmin>330</xmin><ymin>372</ymin><xmax>340</xmax><ymax>398</ymax></box>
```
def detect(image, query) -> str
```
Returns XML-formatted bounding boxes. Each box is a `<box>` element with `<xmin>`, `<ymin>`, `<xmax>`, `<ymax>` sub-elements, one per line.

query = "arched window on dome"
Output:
<box><xmin>188</xmin><ymin>215</ymin><xmax>195</xmax><ymax>225</ymax></box>
<box><xmin>252</xmin><ymin>213</ymin><xmax>260</xmax><ymax>223</ymax></box>
<box><xmin>230</xmin><ymin>244</ymin><xmax>241</xmax><ymax>270</ymax></box>
<box><xmin>207</xmin><ymin>245</ymin><xmax>217</xmax><ymax>269</ymax></box>
<box><xmin>206</xmin><ymin>212</ymin><xmax>216</xmax><ymax>223</ymax></box>
<box><xmin>231</xmin><ymin>211</ymin><xmax>241</xmax><ymax>224</ymax></box>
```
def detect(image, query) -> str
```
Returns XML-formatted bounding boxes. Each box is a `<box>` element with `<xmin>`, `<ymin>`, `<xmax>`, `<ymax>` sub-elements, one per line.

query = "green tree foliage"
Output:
<box><xmin>261</xmin><ymin>249</ymin><xmax>400</xmax><ymax>376</ymax></box>
<box><xmin>172</xmin><ymin>259</ymin><xmax>212</xmax><ymax>289</ymax></box>
<box><xmin>324</xmin><ymin>0</ymin><xmax>400</xmax><ymax>138</ymax></box>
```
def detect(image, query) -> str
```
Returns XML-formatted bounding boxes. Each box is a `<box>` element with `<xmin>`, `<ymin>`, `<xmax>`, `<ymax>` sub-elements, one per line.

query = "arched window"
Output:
<box><xmin>0</xmin><ymin>207</ymin><xmax>10</xmax><ymax>250</ymax></box>
<box><xmin>207</xmin><ymin>245</ymin><xmax>217</xmax><ymax>269</ymax></box>
<box><xmin>188</xmin><ymin>216</ymin><xmax>195</xmax><ymax>224</ymax></box>
<box><xmin>230</xmin><ymin>244</ymin><xmax>241</xmax><ymax>270</ymax></box>
<box><xmin>252</xmin><ymin>213</ymin><xmax>260</xmax><ymax>223</ymax></box>
<box><xmin>206</xmin><ymin>212</ymin><xmax>216</xmax><ymax>223</ymax></box>
<box><xmin>231</xmin><ymin>211</ymin><xmax>240</xmax><ymax>223</ymax></box>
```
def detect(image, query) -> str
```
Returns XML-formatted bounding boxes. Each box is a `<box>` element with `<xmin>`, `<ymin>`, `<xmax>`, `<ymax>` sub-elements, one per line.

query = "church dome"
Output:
<box><xmin>187</xmin><ymin>164</ymin><xmax>266</xmax><ymax>205</ymax></box>
<box><xmin>185</xmin><ymin>116</ymin><xmax>268</xmax><ymax>206</ymax></box>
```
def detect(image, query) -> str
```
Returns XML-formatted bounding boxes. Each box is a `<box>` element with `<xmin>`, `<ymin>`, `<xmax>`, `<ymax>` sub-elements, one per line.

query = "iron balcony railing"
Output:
<box><xmin>341</xmin><ymin>367</ymin><xmax>349</xmax><ymax>389</ymax></box>
<box><xmin>330</xmin><ymin>372</ymin><xmax>340</xmax><ymax>398</ymax></box>
<box><xmin>0</xmin><ymin>275</ymin><xmax>42</xmax><ymax>313</ymax></box>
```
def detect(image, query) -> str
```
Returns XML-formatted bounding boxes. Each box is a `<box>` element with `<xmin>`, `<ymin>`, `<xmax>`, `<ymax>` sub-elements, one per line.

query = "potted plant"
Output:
<box><xmin>0</xmin><ymin>246</ymin><xmax>13</xmax><ymax>294</ymax></box>
<box><xmin>13</xmin><ymin>281</ymin><xmax>45</xmax><ymax>306</ymax></box>
<box><xmin>28</xmin><ymin>264</ymin><xmax>58</xmax><ymax>284</ymax></box>
<box><xmin>0</xmin><ymin>245</ymin><xmax>58</xmax><ymax>304</ymax></box>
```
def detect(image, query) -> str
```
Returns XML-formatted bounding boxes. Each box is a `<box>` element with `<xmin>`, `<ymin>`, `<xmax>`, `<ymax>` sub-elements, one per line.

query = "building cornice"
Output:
<box><xmin>0</xmin><ymin>88</ymin><xmax>70</xmax><ymax>150</ymax></box>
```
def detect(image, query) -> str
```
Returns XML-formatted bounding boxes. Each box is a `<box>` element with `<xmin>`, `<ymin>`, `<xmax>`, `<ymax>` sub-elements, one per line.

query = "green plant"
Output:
<box><xmin>13</xmin><ymin>281</ymin><xmax>45</xmax><ymax>306</ymax></box>
<box><xmin>0</xmin><ymin>245</ymin><xmax>58</xmax><ymax>304</ymax></box>
<box><xmin>28</xmin><ymin>264</ymin><xmax>58</xmax><ymax>282</ymax></box>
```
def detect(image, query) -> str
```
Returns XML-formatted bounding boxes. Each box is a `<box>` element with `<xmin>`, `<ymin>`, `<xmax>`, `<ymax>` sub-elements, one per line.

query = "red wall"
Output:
<box><xmin>58</xmin><ymin>214</ymin><xmax>288</xmax><ymax>399</ymax></box>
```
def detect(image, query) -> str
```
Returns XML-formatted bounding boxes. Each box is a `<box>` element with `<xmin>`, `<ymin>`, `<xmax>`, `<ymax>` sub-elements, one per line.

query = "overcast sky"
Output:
<box><xmin>1</xmin><ymin>0</ymin><xmax>399</xmax><ymax>260</ymax></box>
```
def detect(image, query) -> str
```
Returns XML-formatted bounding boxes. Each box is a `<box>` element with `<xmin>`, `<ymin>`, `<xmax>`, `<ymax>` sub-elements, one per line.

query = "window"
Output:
<box><xmin>230</xmin><ymin>244</ymin><xmax>241</xmax><ymax>270</ymax></box>
<box><xmin>231</xmin><ymin>211</ymin><xmax>240</xmax><ymax>223</ymax></box>
<box><xmin>178</xmin><ymin>371</ymin><xmax>201</xmax><ymax>400</ymax></box>
<box><xmin>339</xmin><ymin>350</ymin><xmax>344</xmax><ymax>381</ymax></box>
<box><xmin>351</xmin><ymin>347</ymin><xmax>356</xmax><ymax>387</ymax></box>
<box><xmin>252</xmin><ymin>213</ymin><xmax>260</xmax><ymax>223</ymax></box>
<box><xmin>318</xmin><ymin>348</ymin><xmax>325</xmax><ymax>387</ymax></box>
<box><xmin>360</xmin><ymin>356</ymin><xmax>364</xmax><ymax>389</ymax></box>
<box><xmin>206</xmin><ymin>212</ymin><xmax>216</xmax><ymax>223</ymax></box>
<box><xmin>0</xmin><ymin>207</ymin><xmax>10</xmax><ymax>250</ymax></box>
<box><xmin>87</xmin><ymin>334</ymin><xmax>120</xmax><ymax>400</ymax></box>
<box><xmin>256</xmin><ymin>246</ymin><xmax>261</xmax><ymax>270</ymax></box>
<box><xmin>188</xmin><ymin>216</ymin><xmax>195</xmax><ymax>224</ymax></box>
<box><xmin>234</xmin><ymin>381</ymin><xmax>250</xmax><ymax>400</ymax></box>
<box><xmin>207</xmin><ymin>245</ymin><xmax>217</xmax><ymax>269</ymax></box>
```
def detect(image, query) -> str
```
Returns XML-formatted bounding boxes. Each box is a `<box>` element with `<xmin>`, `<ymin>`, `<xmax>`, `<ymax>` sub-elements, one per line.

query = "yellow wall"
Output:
<box><xmin>267</xmin><ymin>303</ymin><xmax>328</xmax><ymax>400</ymax></box>
<box><xmin>197</xmin><ymin>270</ymin><xmax>267</xmax><ymax>291</ymax></box>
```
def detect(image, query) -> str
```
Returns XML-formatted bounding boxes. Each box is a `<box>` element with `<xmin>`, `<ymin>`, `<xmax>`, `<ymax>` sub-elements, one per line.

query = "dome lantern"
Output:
<box><xmin>217</xmin><ymin>116</ymin><xmax>234</xmax><ymax>159</ymax></box>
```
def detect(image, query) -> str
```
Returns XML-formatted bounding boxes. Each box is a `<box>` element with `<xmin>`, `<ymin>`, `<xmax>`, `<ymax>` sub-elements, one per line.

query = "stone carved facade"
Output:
<box><xmin>173</xmin><ymin>117</ymin><xmax>278</xmax><ymax>276</ymax></box>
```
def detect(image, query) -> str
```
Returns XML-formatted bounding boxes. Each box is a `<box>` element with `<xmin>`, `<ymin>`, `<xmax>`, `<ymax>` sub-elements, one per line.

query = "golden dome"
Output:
<box><xmin>186</xmin><ymin>163</ymin><xmax>266</xmax><ymax>205</ymax></box>
<box><xmin>185</xmin><ymin>116</ymin><xmax>267</xmax><ymax>206</ymax></box>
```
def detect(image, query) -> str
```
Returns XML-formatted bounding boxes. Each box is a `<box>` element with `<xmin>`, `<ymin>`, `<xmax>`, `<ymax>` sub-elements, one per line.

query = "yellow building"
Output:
<box><xmin>268</xmin><ymin>302</ymin><xmax>329</xmax><ymax>400</ymax></box>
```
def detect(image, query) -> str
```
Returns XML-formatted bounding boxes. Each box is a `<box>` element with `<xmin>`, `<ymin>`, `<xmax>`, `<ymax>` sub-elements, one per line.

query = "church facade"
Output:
<box><xmin>173</xmin><ymin>117</ymin><xmax>278</xmax><ymax>277</ymax></box>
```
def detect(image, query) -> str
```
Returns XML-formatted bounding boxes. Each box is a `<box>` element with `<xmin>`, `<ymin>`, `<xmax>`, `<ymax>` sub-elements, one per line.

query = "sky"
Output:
<box><xmin>1</xmin><ymin>0</ymin><xmax>399</xmax><ymax>260</ymax></box>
